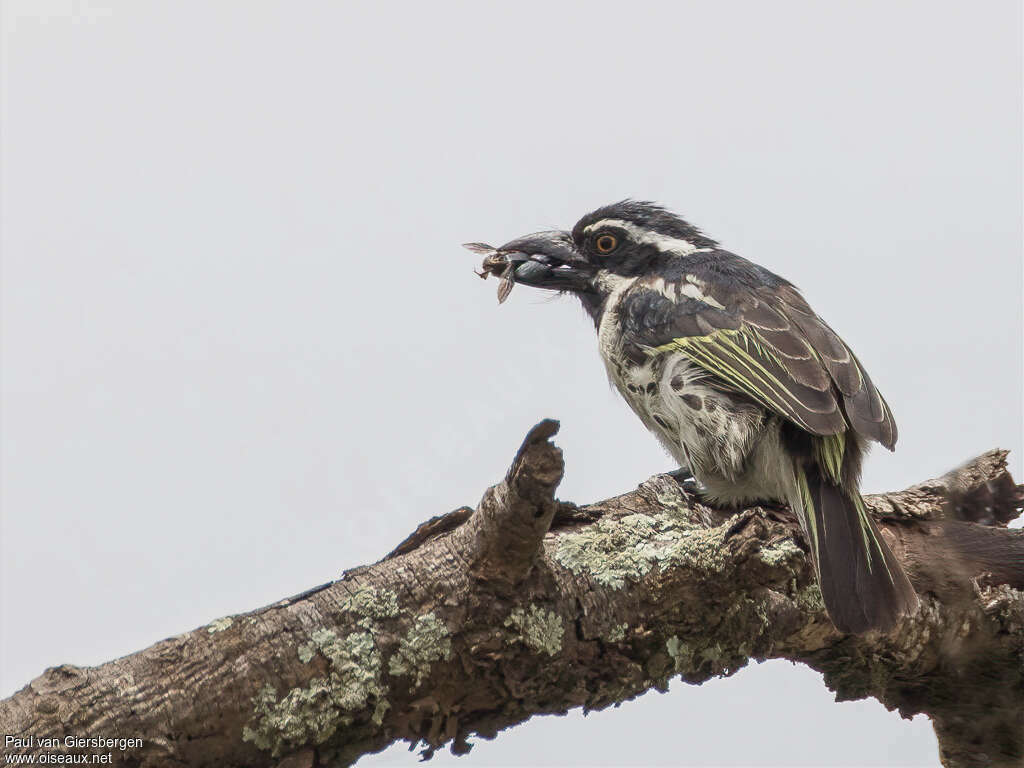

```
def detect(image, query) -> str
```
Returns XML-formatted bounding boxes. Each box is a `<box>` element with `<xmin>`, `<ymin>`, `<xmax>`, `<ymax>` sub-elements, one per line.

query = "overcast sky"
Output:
<box><xmin>2</xmin><ymin>1</ymin><xmax>1021</xmax><ymax>765</ymax></box>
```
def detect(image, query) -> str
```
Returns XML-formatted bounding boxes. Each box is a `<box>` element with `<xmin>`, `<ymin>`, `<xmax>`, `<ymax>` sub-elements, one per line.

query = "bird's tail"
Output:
<box><xmin>790</xmin><ymin>450</ymin><xmax>919</xmax><ymax>634</ymax></box>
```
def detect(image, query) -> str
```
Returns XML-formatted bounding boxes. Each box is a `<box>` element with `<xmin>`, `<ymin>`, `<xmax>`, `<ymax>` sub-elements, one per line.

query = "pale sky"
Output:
<box><xmin>2</xmin><ymin>2</ymin><xmax>1021</xmax><ymax>765</ymax></box>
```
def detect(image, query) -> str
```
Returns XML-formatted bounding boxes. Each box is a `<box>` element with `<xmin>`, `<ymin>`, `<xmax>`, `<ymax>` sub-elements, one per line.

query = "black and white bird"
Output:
<box><xmin>471</xmin><ymin>200</ymin><xmax>918</xmax><ymax>634</ymax></box>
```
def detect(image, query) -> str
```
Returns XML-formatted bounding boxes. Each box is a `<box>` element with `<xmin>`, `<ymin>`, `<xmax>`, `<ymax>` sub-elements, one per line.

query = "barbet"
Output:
<box><xmin>470</xmin><ymin>200</ymin><xmax>918</xmax><ymax>634</ymax></box>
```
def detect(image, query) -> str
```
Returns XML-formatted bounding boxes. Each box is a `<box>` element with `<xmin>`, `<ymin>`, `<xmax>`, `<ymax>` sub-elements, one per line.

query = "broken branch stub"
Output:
<box><xmin>460</xmin><ymin>419</ymin><xmax>563</xmax><ymax>589</ymax></box>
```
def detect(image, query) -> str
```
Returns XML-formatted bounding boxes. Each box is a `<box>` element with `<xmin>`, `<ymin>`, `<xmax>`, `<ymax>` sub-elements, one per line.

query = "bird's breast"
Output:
<box><xmin>598</xmin><ymin>331</ymin><xmax>768</xmax><ymax>481</ymax></box>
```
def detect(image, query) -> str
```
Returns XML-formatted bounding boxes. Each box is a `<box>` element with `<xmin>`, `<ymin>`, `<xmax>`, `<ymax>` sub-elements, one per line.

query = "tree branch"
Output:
<box><xmin>2</xmin><ymin>422</ymin><xmax>1021</xmax><ymax>768</ymax></box>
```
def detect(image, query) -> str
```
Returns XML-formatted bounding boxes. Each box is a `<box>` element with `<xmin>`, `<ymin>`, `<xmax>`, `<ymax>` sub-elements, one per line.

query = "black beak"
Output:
<box><xmin>495</xmin><ymin>230</ymin><xmax>593</xmax><ymax>293</ymax></box>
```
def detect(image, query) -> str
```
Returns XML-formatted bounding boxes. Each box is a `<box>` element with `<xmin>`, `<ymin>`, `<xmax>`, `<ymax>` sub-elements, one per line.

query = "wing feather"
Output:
<box><xmin>626</xmin><ymin>279</ymin><xmax>898</xmax><ymax>448</ymax></box>
<box><xmin>776</xmin><ymin>286</ymin><xmax>897</xmax><ymax>449</ymax></box>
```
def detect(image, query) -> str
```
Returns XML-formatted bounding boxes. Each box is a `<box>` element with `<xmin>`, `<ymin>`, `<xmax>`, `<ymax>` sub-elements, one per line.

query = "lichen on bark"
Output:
<box><xmin>387</xmin><ymin>613</ymin><xmax>452</xmax><ymax>688</ymax></box>
<box><xmin>243</xmin><ymin>630</ymin><xmax>388</xmax><ymax>755</ymax></box>
<box><xmin>206</xmin><ymin>617</ymin><xmax>234</xmax><ymax>633</ymax></box>
<box><xmin>0</xmin><ymin>430</ymin><xmax>1018</xmax><ymax>768</ymax></box>
<box><xmin>340</xmin><ymin>586</ymin><xmax>400</xmax><ymax>628</ymax></box>
<box><xmin>554</xmin><ymin>509</ymin><xmax>733</xmax><ymax>589</ymax></box>
<box><xmin>504</xmin><ymin>605</ymin><xmax>564</xmax><ymax>656</ymax></box>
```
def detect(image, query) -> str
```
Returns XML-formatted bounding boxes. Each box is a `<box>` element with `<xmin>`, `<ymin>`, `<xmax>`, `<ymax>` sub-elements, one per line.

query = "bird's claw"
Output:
<box><xmin>667</xmin><ymin>468</ymin><xmax>703</xmax><ymax>497</ymax></box>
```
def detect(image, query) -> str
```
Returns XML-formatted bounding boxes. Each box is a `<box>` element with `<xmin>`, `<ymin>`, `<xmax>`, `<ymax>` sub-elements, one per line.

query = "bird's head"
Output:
<box><xmin>471</xmin><ymin>201</ymin><xmax>718</xmax><ymax>306</ymax></box>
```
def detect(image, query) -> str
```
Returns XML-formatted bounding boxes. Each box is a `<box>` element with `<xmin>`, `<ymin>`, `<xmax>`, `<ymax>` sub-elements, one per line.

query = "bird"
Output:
<box><xmin>471</xmin><ymin>200</ymin><xmax>919</xmax><ymax>634</ymax></box>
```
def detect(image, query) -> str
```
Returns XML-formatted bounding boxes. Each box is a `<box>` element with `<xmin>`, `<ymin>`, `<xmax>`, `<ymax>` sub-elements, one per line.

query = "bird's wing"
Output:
<box><xmin>623</xmin><ymin>277</ymin><xmax>897</xmax><ymax>448</ymax></box>
<box><xmin>772</xmin><ymin>283</ymin><xmax>897</xmax><ymax>448</ymax></box>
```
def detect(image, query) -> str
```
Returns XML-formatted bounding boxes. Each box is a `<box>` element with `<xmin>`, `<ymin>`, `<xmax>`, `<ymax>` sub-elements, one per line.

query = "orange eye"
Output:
<box><xmin>595</xmin><ymin>234</ymin><xmax>618</xmax><ymax>254</ymax></box>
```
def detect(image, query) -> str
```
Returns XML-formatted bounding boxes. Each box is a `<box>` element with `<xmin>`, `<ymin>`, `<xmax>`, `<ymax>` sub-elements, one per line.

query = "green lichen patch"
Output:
<box><xmin>661</xmin><ymin>522</ymin><xmax>731</xmax><ymax>573</ymax></box>
<box><xmin>758</xmin><ymin>537</ymin><xmax>803</xmax><ymax>568</ymax></box>
<box><xmin>504</xmin><ymin>605</ymin><xmax>564</xmax><ymax>656</ymax></box>
<box><xmin>206</xmin><ymin>617</ymin><xmax>233</xmax><ymax>634</ymax></box>
<box><xmin>606</xmin><ymin>622</ymin><xmax>629</xmax><ymax>643</ymax></box>
<box><xmin>297</xmin><ymin>642</ymin><xmax>316</xmax><ymax>664</ymax></box>
<box><xmin>340</xmin><ymin>586</ymin><xmax>400</xmax><ymax>629</ymax></box>
<box><xmin>242</xmin><ymin>680</ymin><xmax>339</xmax><ymax>753</ymax></box>
<box><xmin>388</xmin><ymin>613</ymin><xmax>451</xmax><ymax>688</ymax></box>
<box><xmin>795</xmin><ymin>582</ymin><xmax>825</xmax><ymax>614</ymax></box>
<box><xmin>243</xmin><ymin>631</ymin><xmax>388</xmax><ymax>755</ymax></box>
<box><xmin>650</xmin><ymin>480</ymin><xmax>691</xmax><ymax>514</ymax></box>
<box><xmin>554</xmin><ymin>514</ymin><xmax>664</xmax><ymax>589</ymax></box>
<box><xmin>666</xmin><ymin>635</ymin><xmax>695</xmax><ymax>673</ymax></box>
<box><xmin>554</xmin><ymin>511</ymin><xmax>731</xmax><ymax>589</ymax></box>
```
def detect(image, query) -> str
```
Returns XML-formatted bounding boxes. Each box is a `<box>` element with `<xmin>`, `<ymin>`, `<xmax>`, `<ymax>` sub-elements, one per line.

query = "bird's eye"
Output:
<box><xmin>595</xmin><ymin>234</ymin><xmax>618</xmax><ymax>254</ymax></box>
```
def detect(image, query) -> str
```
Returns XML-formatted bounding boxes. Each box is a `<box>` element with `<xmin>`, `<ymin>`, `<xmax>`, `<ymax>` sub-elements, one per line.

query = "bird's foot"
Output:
<box><xmin>666</xmin><ymin>468</ymin><xmax>789</xmax><ymax>516</ymax></box>
<box><xmin>667</xmin><ymin>467</ymin><xmax>704</xmax><ymax>498</ymax></box>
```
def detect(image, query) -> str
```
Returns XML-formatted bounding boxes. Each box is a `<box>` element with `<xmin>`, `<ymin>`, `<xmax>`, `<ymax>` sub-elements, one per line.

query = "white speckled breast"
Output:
<box><xmin>595</xmin><ymin>273</ymin><xmax>767</xmax><ymax>484</ymax></box>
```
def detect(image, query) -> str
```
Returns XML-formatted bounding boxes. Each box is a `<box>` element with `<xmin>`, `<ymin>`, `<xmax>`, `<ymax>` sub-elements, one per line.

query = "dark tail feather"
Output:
<box><xmin>798</xmin><ymin>463</ymin><xmax>919</xmax><ymax>634</ymax></box>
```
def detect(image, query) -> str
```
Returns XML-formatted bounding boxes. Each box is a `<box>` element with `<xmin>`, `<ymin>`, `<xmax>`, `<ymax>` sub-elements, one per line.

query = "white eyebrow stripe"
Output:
<box><xmin>583</xmin><ymin>219</ymin><xmax>713</xmax><ymax>256</ymax></box>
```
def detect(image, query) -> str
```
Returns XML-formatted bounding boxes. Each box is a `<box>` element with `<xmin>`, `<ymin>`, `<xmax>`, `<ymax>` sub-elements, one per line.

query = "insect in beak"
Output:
<box><xmin>464</xmin><ymin>242</ymin><xmax>519</xmax><ymax>303</ymax></box>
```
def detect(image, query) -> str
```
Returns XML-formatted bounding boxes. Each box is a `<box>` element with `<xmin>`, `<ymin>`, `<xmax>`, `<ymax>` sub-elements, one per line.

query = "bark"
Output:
<box><xmin>2</xmin><ymin>420</ymin><xmax>1022</xmax><ymax>768</ymax></box>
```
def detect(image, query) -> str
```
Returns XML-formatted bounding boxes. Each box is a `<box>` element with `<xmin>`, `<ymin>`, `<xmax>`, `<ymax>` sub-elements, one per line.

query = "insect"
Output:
<box><xmin>464</xmin><ymin>242</ymin><xmax>517</xmax><ymax>303</ymax></box>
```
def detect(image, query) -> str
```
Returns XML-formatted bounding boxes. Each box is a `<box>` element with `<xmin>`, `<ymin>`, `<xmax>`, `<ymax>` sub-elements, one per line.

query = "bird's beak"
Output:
<box><xmin>491</xmin><ymin>230</ymin><xmax>594</xmax><ymax>293</ymax></box>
